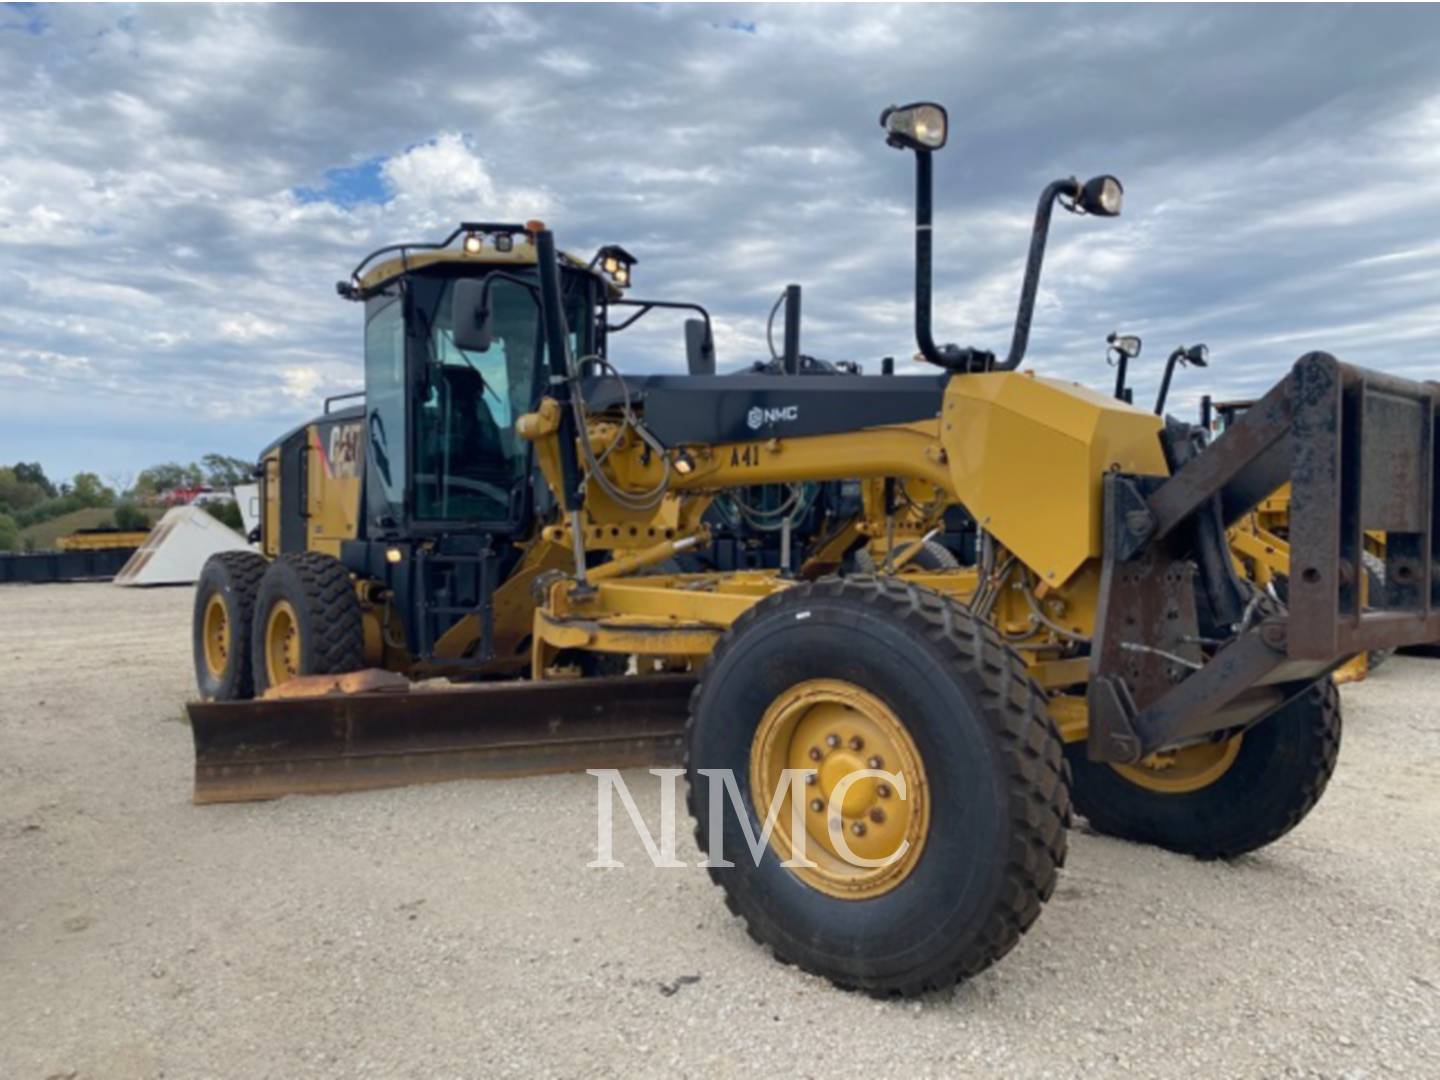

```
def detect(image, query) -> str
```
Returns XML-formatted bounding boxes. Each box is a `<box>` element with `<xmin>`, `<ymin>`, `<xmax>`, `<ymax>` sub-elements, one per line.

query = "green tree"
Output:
<box><xmin>0</xmin><ymin>466</ymin><xmax>47</xmax><ymax>513</ymax></box>
<box><xmin>0</xmin><ymin>512</ymin><xmax>19</xmax><ymax>552</ymax></box>
<box><xmin>112</xmin><ymin>502</ymin><xmax>150</xmax><ymax>531</ymax></box>
<box><xmin>201</xmin><ymin>453</ymin><xmax>255</xmax><ymax>489</ymax></box>
<box><xmin>69</xmin><ymin>472</ymin><xmax>116</xmax><ymax>507</ymax></box>
<box><xmin>12</xmin><ymin>462</ymin><xmax>55</xmax><ymax>498</ymax></box>
<box><xmin>133</xmin><ymin>462</ymin><xmax>205</xmax><ymax>498</ymax></box>
<box><xmin>202</xmin><ymin>499</ymin><xmax>245</xmax><ymax>533</ymax></box>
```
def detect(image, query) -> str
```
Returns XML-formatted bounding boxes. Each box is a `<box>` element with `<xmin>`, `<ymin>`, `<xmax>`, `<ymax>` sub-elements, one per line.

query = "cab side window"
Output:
<box><xmin>363</xmin><ymin>295</ymin><xmax>406</xmax><ymax>527</ymax></box>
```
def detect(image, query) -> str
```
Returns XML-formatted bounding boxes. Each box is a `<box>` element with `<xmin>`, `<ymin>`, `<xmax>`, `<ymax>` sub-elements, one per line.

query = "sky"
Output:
<box><xmin>4</xmin><ymin>3</ymin><xmax>1440</xmax><ymax>488</ymax></box>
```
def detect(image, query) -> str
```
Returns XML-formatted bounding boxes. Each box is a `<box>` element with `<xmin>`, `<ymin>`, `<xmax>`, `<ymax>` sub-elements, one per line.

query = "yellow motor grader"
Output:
<box><xmin>190</xmin><ymin>102</ymin><xmax>1440</xmax><ymax>997</ymax></box>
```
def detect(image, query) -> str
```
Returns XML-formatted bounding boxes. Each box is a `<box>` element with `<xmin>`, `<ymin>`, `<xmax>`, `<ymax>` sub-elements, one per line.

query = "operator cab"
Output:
<box><xmin>343</xmin><ymin>223</ymin><xmax>610</xmax><ymax>540</ymax></box>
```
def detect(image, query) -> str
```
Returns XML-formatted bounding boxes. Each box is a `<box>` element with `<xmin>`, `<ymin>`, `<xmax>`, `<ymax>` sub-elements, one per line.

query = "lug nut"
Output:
<box><xmin>804</xmin><ymin>772</ymin><xmax>817</xmax><ymax>786</ymax></box>
<box><xmin>808</xmin><ymin>747</ymin><xmax>822</xmax><ymax>761</ymax></box>
<box><xmin>869</xmin><ymin>808</ymin><xmax>886</xmax><ymax>824</ymax></box>
<box><xmin>851</xmin><ymin>822</ymin><xmax>867</xmax><ymax>837</ymax></box>
<box><xmin>848</xmin><ymin>735</ymin><xmax>864</xmax><ymax>751</ymax></box>
<box><xmin>867</xmin><ymin>755</ymin><xmax>884</xmax><ymax>770</ymax></box>
<box><xmin>825</xmin><ymin>734</ymin><xmax>840</xmax><ymax>748</ymax></box>
<box><xmin>809</xmin><ymin>799</ymin><xmax>824</xmax><ymax>813</ymax></box>
<box><xmin>876</xmin><ymin>783</ymin><xmax>892</xmax><ymax>798</ymax></box>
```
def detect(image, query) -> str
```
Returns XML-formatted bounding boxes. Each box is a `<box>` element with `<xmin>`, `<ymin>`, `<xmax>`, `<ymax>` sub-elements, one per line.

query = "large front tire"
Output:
<box><xmin>250</xmin><ymin>552</ymin><xmax>365</xmax><ymax>696</ymax></box>
<box><xmin>1066</xmin><ymin>680</ymin><xmax>1341</xmax><ymax>859</ymax></box>
<box><xmin>686</xmin><ymin>576</ymin><xmax>1068</xmax><ymax>997</ymax></box>
<box><xmin>193</xmin><ymin>551</ymin><xmax>269</xmax><ymax>701</ymax></box>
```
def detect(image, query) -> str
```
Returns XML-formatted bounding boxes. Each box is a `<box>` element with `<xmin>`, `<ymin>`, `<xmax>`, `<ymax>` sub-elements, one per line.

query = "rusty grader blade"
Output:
<box><xmin>187</xmin><ymin>674</ymin><xmax>696</xmax><ymax>804</ymax></box>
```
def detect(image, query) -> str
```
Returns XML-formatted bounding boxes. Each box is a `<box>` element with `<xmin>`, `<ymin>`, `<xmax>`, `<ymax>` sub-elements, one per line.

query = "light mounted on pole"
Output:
<box><xmin>879</xmin><ymin>101</ymin><xmax>991</xmax><ymax>373</ymax></box>
<box><xmin>881</xmin><ymin>102</ymin><xmax>948</xmax><ymax>152</ymax></box>
<box><xmin>880</xmin><ymin>100</ymin><xmax>1125</xmax><ymax>374</ymax></box>
<box><xmin>1106</xmin><ymin>331</ymin><xmax>1142</xmax><ymax>403</ymax></box>
<box><xmin>1154</xmin><ymin>343</ymin><xmax>1210</xmax><ymax>416</ymax></box>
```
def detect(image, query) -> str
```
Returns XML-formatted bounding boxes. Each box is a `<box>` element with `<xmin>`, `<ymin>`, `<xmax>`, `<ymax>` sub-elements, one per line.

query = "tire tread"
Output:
<box><xmin>684</xmin><ymin>574</ymin><xmax>1068</xmax><ymax>997</ymax></box>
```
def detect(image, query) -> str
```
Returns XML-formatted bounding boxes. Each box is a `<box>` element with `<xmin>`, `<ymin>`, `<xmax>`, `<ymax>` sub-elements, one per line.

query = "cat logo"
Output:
<box><xmin>746</xmin><ymin>404</ymin><xmax>799</xmax><ymax>431</ymax></box>
<box><xmin>315</xmin><ymin>421</ymin><xmax>363</xmax><ymax>479</ymax></box>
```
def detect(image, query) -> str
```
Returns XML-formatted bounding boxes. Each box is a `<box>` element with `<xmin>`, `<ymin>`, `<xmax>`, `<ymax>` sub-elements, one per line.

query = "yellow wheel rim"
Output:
<box><xmin>1111</xmin><ymin>735</ymin><xmax>1244</xmax><ymax>794</ymax></box>
<box><xmin>749</xmin><ymin>679</ymin><xmax>928</xmax><ymax>900</ymax></box>
<box><xmin>264</xmin><ymin>600</ymin><xmax>302</xmax><ymax>688</ymax></box>
<box><xmin>202</xmin><ymin>593</ymin><xmax>230</xmax><ymax>678</ymax></box>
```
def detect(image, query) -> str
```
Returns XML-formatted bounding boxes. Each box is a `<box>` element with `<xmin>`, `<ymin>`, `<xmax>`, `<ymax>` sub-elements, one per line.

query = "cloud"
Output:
<box><xmin>3</xmin><ymin>3</ymin><xmax>1440</xmax><ymax>483</ymax></box>
<box><xmin>380</xmin><ymin>133</ymin><xmax>553</xmax><ymax>224</ymax></box>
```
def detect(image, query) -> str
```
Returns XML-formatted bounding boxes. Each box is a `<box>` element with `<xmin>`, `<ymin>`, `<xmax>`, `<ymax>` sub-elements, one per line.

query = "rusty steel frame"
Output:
<box><xmin>1091</xmin><ymin>353</ymin><xmax>1440</xmax><ymax>762</ymax></box>
<box><xmin>1150</xmin><ymin>353</ymin><xmax>1438</xmax><ymax>657</ymax></box>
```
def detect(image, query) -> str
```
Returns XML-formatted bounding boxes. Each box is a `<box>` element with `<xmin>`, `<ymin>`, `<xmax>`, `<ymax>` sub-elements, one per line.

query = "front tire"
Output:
<box><xmin>686</xmin><ymin>576</ymin><xmax>1068</xmax><ymax>996</ymax></box>
<box><xmin>193</xmin><ymin>551</ymin><xmax>269</xmax><ymax>701</ymax></box>
<box><xmin>1067</xmin><ymin>680</ymin><xmax>1341</xmax><ymax>859</ymax></box>
<box><xmin>250</xmin><ymin>552</ymin><xmax>364</xmax><ymax>696</ymax></box>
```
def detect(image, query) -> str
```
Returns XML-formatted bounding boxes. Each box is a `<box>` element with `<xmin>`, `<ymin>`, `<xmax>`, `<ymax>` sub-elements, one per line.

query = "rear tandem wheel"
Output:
<box><xmin>250</xmin><ymin>552</ymin><xmax>365</xmax><ymax>696</ymax></box>
<box><xmin>192</xmin><ymin>550</ymin><xmax>270</xmax><ymax>701</ymax></box>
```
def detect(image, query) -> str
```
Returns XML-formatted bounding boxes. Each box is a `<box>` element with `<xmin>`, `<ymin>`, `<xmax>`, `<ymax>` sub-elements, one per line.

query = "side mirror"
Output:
<box><xmin>451</xmin><ymin>278</ymin><xmax>493</xmax><ymax>353</ymax></box>
<box><xmin>685</xmin><ymin>318</ymin><xmax>716</xmax><ymax>375</ymax></box>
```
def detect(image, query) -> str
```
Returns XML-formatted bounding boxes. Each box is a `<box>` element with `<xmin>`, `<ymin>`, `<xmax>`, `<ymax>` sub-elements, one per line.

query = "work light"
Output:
<box><xmin>1077</xmin><ymin>175</ymin><xmax>1124</xmax><ymax>217</ymax></box>
<box><xmin>880</xmin><ymin>102</ymin><xmax>948</xmax><ymax>152</ymax></box>
<box><xmin>462</xmin><ymin>232</ymin><xmax>483</xmax><ymax>255</ymax></box>
<box><xmin>591</xmin><ymin>244</ymin><xmax>636</xmax><ymax>290</ymax></box>
<box><xmin>1107</xmin><ymin>332</ymin><xmax>1142</xmax><ymax>359</ymax></box>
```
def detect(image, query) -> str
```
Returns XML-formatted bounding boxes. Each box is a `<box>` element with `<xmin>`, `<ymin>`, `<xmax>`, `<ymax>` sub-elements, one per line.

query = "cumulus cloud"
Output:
<box><xmin>2</xmin><ymin>3</ymin><xmax>1440</xmax><ymax>480</ymax></box>
<box><xmin>380</xmin><ymin>133</ymin><xmax>553</xmax><ymax>225</ymax></box>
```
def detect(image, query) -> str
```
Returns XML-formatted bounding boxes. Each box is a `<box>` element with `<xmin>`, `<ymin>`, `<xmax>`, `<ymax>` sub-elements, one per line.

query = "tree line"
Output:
<box><xmin>0</xmin><ymin>454</ymin><xmax>254</xmax><ymax>552</ymax></box>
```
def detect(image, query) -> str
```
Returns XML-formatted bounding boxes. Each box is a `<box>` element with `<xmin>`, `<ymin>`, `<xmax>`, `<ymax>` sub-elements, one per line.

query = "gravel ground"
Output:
<box><xmin>1</xmin><ymin>582</ymin><xmax>1437</xmax><ymax>1079</ymax></box>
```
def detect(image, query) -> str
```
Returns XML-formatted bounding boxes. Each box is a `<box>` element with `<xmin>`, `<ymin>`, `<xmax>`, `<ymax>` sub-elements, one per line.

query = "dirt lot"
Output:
<box><xmin>1</xmin><ymin>582</ymin><xmax>1438</xmax><ymax>1079</ymax></box>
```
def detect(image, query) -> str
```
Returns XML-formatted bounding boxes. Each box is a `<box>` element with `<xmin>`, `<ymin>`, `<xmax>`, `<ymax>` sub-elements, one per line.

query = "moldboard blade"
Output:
<box><xmin>188</xmin><ymin>674</ymin><xmax>695</xmax><ymax>804</ymax></box>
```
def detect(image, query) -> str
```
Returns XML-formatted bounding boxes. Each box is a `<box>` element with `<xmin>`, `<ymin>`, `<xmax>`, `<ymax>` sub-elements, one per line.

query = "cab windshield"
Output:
<box><xmin>410</xmin><ymin>271</ymin><xmax>591</xmax><ymax>525</ymax></box>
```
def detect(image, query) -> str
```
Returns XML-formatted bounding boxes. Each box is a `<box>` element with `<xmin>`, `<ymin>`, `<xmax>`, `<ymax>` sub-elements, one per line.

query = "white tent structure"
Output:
<box><xmin>113</xmin><ymin>505</ymin><xmax>253</xmax><ymax>587</ymax></box>
<box><xmin>233</xmin><ymin>483</ymin><xmax>261</xmax><ymax>537</ymax></box>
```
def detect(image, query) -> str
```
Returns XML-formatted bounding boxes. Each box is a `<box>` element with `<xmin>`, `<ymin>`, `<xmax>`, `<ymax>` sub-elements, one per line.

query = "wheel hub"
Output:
<box><xmin>264</xmin><ymin>600</ymin><xmax>302</xmax><ymax>687</ymax></box>
<box><xmin>750</xmin><ymin>679</ymin><xmax>928</xmax><ymax>899</ymax></box>
<box><xmin>202</xmin><ymin>594</ymin><xmax>229</xmax><ymax>678</ymax></box>
<box><xmin>1111</xmin><ymin>735</ymin><xmax>1244</xmax><ymax>794</ymax></box>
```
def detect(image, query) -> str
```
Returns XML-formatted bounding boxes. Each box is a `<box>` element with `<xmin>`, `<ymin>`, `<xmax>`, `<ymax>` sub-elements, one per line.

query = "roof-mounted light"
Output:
<box><xmin>591</xmin><ymin>244</ymin><xmax>637</xmax><ymax>290</ymax></box>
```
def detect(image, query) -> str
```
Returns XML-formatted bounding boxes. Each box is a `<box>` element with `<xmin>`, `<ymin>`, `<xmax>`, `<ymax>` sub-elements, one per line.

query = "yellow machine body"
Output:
<box><xmin>940</xmin><ymin>372</ymin><xmax>1168</xmax><ymax>585</ymax></box>
<box><xmin>520</xmin><ymin>368</ymin><xmax>1166</xmax><ymax>749</ymax></box>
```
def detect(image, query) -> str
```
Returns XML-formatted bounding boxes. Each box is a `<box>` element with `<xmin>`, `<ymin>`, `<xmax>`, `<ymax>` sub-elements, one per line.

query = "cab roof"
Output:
<box><xmin>339</xmin><ymin>222</ymin><xmax>616</xmax><ymax>301</ymax></box>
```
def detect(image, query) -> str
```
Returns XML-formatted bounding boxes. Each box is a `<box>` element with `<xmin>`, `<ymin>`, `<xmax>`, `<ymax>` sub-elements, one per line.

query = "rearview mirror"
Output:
<box><xmin>685</xmin><ymin>318</ymin><xmax>716</xmax><ymax>375</ymax></box>
<box><xmin>451</xmin><ymin>278</ymin><xmax>493</xmax><ymax>353</ymax></box>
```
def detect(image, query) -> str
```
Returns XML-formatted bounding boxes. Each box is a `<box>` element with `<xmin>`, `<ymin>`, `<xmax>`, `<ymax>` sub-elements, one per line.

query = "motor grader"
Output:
<box><xmin>190</xmin><ymin>101</ymin><xmax>1440</xmax><ymax>997</ymax></box>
